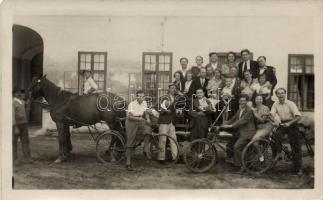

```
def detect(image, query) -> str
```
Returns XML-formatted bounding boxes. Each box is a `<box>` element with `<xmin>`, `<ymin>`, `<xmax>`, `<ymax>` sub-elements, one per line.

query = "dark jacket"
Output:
<box><xmin>158</xmin><ymin>94</ymin><xmax>178</xmax><ymax>124</ymax></box>
<box><xmin>173</xmin><ymin>80</ymin><xmax>185</xmax><ymax>93</ymax></box>
<box><xmin>226</xmin><ymin>106</ymin><xmax>256</xmax><ymax>139</ymax></box>
<box><xmin>238</xmin><ymin>60</ymin><xmax>259</xmax><ymax>79</ymax></box>
<box><xmin>193</xmin><ymin>77</ymin><xmax>209</xmax><ymax>96</ymax></box>
<box><xmin>259</xmin><ymin>66</ymin><xmax>277</xmax><ymax>94</ymax></box>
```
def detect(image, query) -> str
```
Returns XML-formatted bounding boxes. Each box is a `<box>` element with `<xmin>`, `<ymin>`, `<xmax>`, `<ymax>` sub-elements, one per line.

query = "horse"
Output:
<box><xmin>28</xmin><ymin>75</ymin><xmax>127</xmax><ymax>163</ymax></box>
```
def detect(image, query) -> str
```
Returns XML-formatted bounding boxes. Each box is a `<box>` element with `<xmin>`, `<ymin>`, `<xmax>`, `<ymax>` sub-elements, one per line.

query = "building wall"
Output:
<box><xmin>13</xmin><ymin>15</ymin><xmax>314</xmax><ymax>129</ymax></box>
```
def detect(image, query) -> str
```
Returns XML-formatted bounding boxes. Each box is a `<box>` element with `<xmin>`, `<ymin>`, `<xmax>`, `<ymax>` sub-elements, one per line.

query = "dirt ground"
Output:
<box><xmin>13</xmin><ymin>130</ymin><xmax>314</xmax><ymax>189</ymax></box>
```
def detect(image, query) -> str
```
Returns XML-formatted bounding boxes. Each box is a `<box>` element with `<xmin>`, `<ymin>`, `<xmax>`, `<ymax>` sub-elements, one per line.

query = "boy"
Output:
<box><xmin>13</xmin><ymin>87</ymin><xmax>33</xmax><ymax>165</ymax></box>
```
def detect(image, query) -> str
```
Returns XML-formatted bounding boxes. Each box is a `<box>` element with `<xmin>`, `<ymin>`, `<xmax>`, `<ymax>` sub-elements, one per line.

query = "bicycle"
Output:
<box><xmin>95</xmin><ymin>117</ymin><xmax>180</xmax><ymax>165</ymax></box>
<box><xmin>241</xmin><ymin>121</ymin><xmax>314</xmax><ymax>175</ymax></box>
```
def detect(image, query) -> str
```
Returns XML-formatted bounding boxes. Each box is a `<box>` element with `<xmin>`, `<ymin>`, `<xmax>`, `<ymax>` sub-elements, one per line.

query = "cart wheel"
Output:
<box><xmin>242</xmin><ymin>139</ymin><xmax>274</xmax><ymax>175</ymax></box>
<box><xmin>149</xmin><ymin>133</ymin><xmax>180</xmax><ymax>165</ymax></box>
<box><xmin>183</xmin><ymin>139</ymin><xmax>217</xmax><ymax>173</ymax></box>
<box><xmin>96</xmin><ymin>131</ymin><xmax>125</xmax><ymax>164</ymax></box>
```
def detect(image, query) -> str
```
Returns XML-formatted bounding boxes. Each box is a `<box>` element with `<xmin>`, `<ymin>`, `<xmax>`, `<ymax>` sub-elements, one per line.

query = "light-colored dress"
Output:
<box><xmin>206</xmin><ymin>77</ymin><xmax>222</xmax><ymax>93</ymax></box>
<box><xmin>252</xmin><ymin>104</ymin><xmax>274</xmax><ymax>141</ymax></box>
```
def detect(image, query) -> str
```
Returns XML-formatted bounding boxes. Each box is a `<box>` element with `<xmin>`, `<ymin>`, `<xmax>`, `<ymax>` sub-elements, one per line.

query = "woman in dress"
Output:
<box><xmin>240</xmin><ymin>70</ymin><xmax>256</xmax><ymax>107</ymax></box>
<box><xmin>206</xmin><ymin>68</ymin><xmax>223</xmax><ymax>95</ymax></box>
<box><xmin>220</xmin><ymin>51</ymin><xmax>237</xmax><ymax>78</ymax></box>
<box><xmin>252</xmin><ymin>73</ymin><xmax>273</xmax><ymax>108</ymax></box>
<box><xmin>251</xmin><ymin>95</ymin><xmax>274</xmax><ymax>142</ymax></box>
<box><xmin>173</xmin><ymin>71</ymin><xmax>185</xmax><ymax>95</ymax></box>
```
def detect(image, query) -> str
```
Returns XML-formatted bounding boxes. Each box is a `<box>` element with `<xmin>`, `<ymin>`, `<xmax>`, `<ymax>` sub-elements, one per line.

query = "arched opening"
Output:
<box><xmin>13</xmin><ymin>24</ymin><xmax>44</xmax><ymax>126</ymax></box>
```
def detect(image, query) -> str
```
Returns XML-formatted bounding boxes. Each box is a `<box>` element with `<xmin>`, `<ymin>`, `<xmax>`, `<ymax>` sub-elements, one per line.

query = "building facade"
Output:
<box><xmin>12</xmin><ymin>15</ymin><xmax>314</xmax><ymax>128</ymax></box>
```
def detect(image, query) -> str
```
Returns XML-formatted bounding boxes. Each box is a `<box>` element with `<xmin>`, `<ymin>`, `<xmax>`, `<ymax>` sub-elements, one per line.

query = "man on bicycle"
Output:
<box><xmin>125</xmin><ymin>90</ymin><xmax>152</xmax><ymax>171</ymax></box>
<box><xmin>221</xmin><ymin>94</ymin><xmax>256</xmax><ymax>171</ymax></box>
<box><xmin>270</xmin><ymin>88</ymin><xmax>303</xmax><ymax>176</ymax></box>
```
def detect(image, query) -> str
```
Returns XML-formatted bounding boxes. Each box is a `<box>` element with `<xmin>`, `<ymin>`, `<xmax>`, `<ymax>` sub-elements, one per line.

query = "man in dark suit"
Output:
<box><xmin>193</xmin><ymin>67</ymin><xmax>209</xmax><ymax>96</ymax></box>
<box><xmin>221</xmin><ymin>94</ymin><xmax>256</xmax><ymax>170</ymax></box>
<box><xmin>238</xmin><ymin>49</ymin><xmax>259</xmax><ymax>80</ymax></box>
<box><xmin>257</xmin><ymin>56</ymin><xmax>277</xmax><ymax>95</ymax></box>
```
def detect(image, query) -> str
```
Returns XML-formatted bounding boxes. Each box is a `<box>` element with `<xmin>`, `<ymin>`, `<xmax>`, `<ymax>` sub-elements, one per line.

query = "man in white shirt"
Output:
<box><xmin>270</xmin><ymin>88</ymin><xmax>303</xmax><ymax>176</ymax></box>
<box><xmin>125</xmin><ymin>90</ymin><xmax>151</xmax><ymax>171</ymax></box>
<box><xmin>82</xmin><ymin>70</ymin><xmax>98</xmax><ymax>94</ymax></box>
<box><xmin>206</xmin><ymin>52</ymin><xmax>221</xmax><ymax>70</ymax></box>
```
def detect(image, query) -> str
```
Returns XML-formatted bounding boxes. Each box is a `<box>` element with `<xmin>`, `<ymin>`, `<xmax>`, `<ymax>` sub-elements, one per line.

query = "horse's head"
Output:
<box><xmin>29</xmin><ymin>74</ymin><xmax>47</xmax><ymax>98</ymax></box>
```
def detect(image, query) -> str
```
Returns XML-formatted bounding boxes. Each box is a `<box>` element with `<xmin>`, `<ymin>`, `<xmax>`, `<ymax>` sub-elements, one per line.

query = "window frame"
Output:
<box><xmin>142</xmin><ymin>52</ymin><xmax>173</xmax><ymax>103</ymax></box>
<box><xmin>78</xmin><ymin>51</ymin><xmax>108</xmax><ymax>94</ymax></box>
<box><xmin>287</xmin><ymin>54</ymin><xmax>314</xmax><ymax>112</ymax></box>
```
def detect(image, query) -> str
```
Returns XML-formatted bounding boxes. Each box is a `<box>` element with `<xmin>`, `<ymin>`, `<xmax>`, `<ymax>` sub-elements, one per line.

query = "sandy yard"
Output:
<box><xmin>13</xmin><ymin>129</ymin><xmax>314</xmax><ymax>189</ymax></box>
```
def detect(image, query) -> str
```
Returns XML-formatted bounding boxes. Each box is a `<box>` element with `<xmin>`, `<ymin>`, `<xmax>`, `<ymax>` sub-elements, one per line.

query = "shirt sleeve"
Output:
<box><xmin>89</xmin><ymin>78</ymin><xmax>98</xmax><ymax>90</ymax></box>
<box><xmin>127</xmin><ymin>102</ymin><xmax>133</xmax><ymax>116</ymax></box>
<box><xmin>270</xmin><ymin>102</ymin><xmax>277</xmax><ymax>116</ymax></box>
<box><xmin>290</xmin><ymin>101</ymin><xmax>301</xmax><ymax>117</ymax></box>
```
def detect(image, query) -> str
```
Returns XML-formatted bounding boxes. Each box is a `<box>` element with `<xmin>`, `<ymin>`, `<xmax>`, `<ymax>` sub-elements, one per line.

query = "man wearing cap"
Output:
<box><xmin>82</xmin><ymin>69</ymin><xmax>98</xmax><ymax>95</ymax></box>
<box><xmin>12</xmin><ymin>87</ymin><xmax>34</xmax><ymax>165</ymax></box>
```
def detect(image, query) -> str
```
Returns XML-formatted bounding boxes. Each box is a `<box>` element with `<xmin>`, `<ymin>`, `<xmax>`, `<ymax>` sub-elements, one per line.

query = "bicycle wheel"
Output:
<box><xmin>95</xmin><ymin>131</ymin><xmax>125</xmax><ymax>164</ymax></box>
<box><xmin>183</xmin><ymin>139</ymin><xmax>217</xmax><ymax>173</ymax></box>
<box><xmin>149</xmin><ymin>133</ymin><xmax>180</xmax><ymax>165</ymax></box>
<box><xmin>242</xmin><ymin>139</ymin><xmax>274</xmax><ymax>175</ymax></box>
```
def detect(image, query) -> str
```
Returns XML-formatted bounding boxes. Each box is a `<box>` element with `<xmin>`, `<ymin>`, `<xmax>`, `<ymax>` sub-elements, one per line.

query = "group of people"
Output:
<box><xmin>125</xmin><ymin>49</ymin><xmax>303</xmax><ymax>176</ymax></box>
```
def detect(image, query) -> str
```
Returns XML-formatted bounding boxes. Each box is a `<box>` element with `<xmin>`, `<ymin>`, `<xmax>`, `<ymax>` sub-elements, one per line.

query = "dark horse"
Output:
<box><xmin>28</xmin><ymin>75</ymin><xmax>127</xmax><ymax>163</ymax></box>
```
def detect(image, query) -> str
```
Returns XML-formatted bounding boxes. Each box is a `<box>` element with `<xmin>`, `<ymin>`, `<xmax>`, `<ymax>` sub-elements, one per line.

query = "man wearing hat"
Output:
<box><xmin>12</xmin><ymin>87</ymin><xmax>33</xmax><ymax>165</ymax></box>
<box><xmin>82</xmin><ymin>69</ymin><xmax>98</xmax><ymax>95</ymax></box>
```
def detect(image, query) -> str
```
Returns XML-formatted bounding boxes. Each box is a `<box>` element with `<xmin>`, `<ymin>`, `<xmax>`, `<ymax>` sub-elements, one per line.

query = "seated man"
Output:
<box><xmin>82</xmin><ymin>69</ymin><xmax>98</xmax><ymax>94</ymax></box>
<box><xmin>188</xmin><ymin>88</ymin><xmax>212</xmax><ymax>140</ymax></box>
<box><xmin>125</xmin><ymin>90</ymin><xmax>152</xmax><ymax>171</ymax></box>
<box><xmin>221</xmin><ymin>94</ymin><xmax>256</xmax><ymax>171</ymax></box>
<box><xmin>270</xmin><ymin>88</ymin><xmax>303</xmax><ymax>176</ymax></box>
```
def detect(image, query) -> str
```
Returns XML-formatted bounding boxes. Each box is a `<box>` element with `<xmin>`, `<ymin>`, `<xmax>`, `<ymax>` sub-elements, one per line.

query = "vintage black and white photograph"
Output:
<box><xmin>1</xmin><ymin>0</ymin><xmax>322</xmax><ymax>198</ymax></box>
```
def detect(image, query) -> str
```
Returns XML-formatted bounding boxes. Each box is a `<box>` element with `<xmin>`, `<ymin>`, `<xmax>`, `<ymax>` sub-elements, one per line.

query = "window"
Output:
<box><xmin>142</xmin><ymin>52</ymin><xmax>172</xmax><ymax>104</ymax></box>
<box><xmin>288</xmin><ymin>54</ymin><xmax>314</xmax><ymax>111</ymax></box>
<box><xmin>128</xmin><ymin>72</ymin><xmax>142</xmax><ymax>101</ymax></box>
<box><xmin>78</xmin><ymin>52</ymin><xmax>107</xmax><ymax>94</ymax></box>
<box><xmin>209</xmin><ymin>52</ymin><xmax>253</xmax><ymax>66</ymax></box>
<box><xmin>64</xmin><ymin>71</ymin><xmax>78</xmax><ymax>93</ymax></box>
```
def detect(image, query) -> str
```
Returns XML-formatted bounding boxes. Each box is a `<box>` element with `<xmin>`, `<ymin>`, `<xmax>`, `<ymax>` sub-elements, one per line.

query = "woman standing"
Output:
<box><xmin>173</xmin><ymin>71</ymin><xmax>185</xmax><ymax>95</ymax></box>
<box><xmin>220</xmin><ymin>52</ymin><xmax>237</xmax><ymax>78</ymax></box>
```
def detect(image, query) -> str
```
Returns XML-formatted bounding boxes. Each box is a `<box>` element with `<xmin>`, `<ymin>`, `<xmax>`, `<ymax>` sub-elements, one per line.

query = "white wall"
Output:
<box><xmin>14</xmin><ymin>15</ymin><xmax>314</xmax><ymax>91</ymax></box>
<box><xmin>14</xmin><ymin>15</ymin><xmax>314</xmax><ymax>129</ymax></box>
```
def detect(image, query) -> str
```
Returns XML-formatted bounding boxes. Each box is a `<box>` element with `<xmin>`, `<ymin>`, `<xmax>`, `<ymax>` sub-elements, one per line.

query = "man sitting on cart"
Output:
<box><xmin>221</xmin><ymin>94</ymin><xmax>256</xmax><ymax>171</ymax></box>
<box><xmin>125</xmin><ymin>90</ymin><xmax>152</xmax><ymax>171</ymax></box>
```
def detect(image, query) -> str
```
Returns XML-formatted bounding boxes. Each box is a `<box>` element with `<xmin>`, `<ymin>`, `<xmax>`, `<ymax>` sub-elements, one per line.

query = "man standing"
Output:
<box><xmin>257</xmin><ymin>56</ymin><xmax>277</xmax><ymax>95</ymax></box>
<box><xmin>158</xmin><ymin>84</ymin><xmax>179</xmax><ymax>164</ymax></box>
<box><xmin>193</xmin><ymin>67</ymin><xmax>209</xmax><ymax>96</ymax></box>
<box><xmin>125</xmin><ymin>90</ymin><xmax>151</xmax><ymax>171</ymax></box>
<box><xmin>191</xmin><ymin>56</ymin><xmax>204</xmax><ymax>78</ymax></box>
<box><xmin>270</xmin><ymin>88</ymin><xmax>303</xmax><ymax>176</ymax></box>
<box><xmin>13</xmin><ymin>87</ymin><xmax>34</xmax><ymax>165</ymax></box>
<box><xmin>222</xmin><ymin>94</ymin><xmax>256</xmax><ymax>170</ymax></box>
<box><xmin>178</xmin><ymin>57</ymin><xmax>189</xmax><ymax>81</ymax></box>
<box><xmin>205</xmin><ymin>52</ymin><xmax>221</xmax><ymax>70</ymax></box>
<box><xmin>82</xmin><ymin>69</ymin><xmax>98</xmax><ymax>94</ymax></box>
<box><xmin>238</xmin><ymin>49</ymin><xmax>259</xmax><ymax>80</ymax></box>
